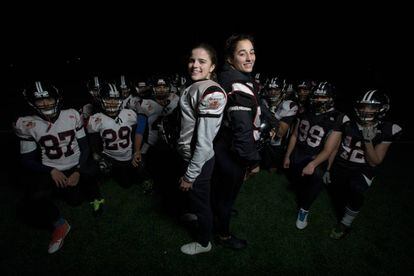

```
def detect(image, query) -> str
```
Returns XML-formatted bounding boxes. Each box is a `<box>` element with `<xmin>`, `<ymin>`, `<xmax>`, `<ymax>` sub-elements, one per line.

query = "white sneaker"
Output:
<box><xmin>296</xmin><ymin>209</ymin><xmax>309</xmax><ymax>230</ymax></box>
<box><xmin>180</xmin><ymin>242</ymin><xmax>212</xmax><ymax>255</ymax></box>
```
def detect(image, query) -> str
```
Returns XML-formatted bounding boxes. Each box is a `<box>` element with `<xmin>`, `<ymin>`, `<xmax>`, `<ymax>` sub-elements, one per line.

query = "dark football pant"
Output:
<box><xmin>290</xmin><ymin>158</ymin><xmax>327</xmax><ymax>211</ymax></box>
<box><xmin>330</xmin><ymin>163</ymin><xmax>370</xmax><ymax>212</ymax></box>
<box><xmin>211</xmin><ymin>141</ymin><xmax>246</xmax><ymax>237</ymax></box>
<box><xmin>185</xmin><ymin>157</ymin><xmax>215</xmax><ymax>247</ymax></box>
<box><xmin>25</xmin><ymin>166</ymin><xmax>101</xmax><ymax>228</ymax></box>
<box><xmin>103</xmin><ymin>155</ymin><xmax>139</xmax><ymax>188</ymax></box>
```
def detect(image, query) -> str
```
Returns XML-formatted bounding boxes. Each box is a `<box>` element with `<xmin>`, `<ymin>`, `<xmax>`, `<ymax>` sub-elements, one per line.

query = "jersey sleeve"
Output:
<box><xmin>73</xmin><ymin>109</ymin><xmax>86</xmax><ymax>139</ymax></box>
<box><xmin>87</xmin><ymin>113</ymin><xmax>103</xmax><ymax>134</ymax></box>
<box><xmin>13</xmin><ymin>118</ymin><xmax>37</xmax><ymax>153</ymax></box>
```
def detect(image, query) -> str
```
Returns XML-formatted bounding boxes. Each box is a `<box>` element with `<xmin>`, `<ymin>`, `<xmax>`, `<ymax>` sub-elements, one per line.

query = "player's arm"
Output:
<box><xmin>283</xmin><ymin>122</ymin><xmax>298</xmax><ymax>168</ymax></box>
<box><xmin>132</xmin><ymin>114</ymin><xmax>147</xmax><ymax>167</ymax></box>
<box><xmin>302</xmin><ymin>130</ymin><xmax>342</xmax><ymax>176</ymax></box>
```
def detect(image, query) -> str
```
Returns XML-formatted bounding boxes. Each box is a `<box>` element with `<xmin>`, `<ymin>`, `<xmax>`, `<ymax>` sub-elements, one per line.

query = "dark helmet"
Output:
<box><xmin>87</xmin><ymin>76</ymin><xmax>102</xmax><ymax>99</ymax></box>
<box><xmin>354</xmin><ymin>89</ymin><xmax>390</xmax><ymax>125</ymax></box>
<box><xmin>309</xmin><ymin>81</ymin><xmax>335</xmax><ymax>114</ymax></box>
<box><xmin>23</xmin><ymin>81</ymin><xmax>61</xmax><ymax>120</ymax></box>
<box><xmin>117</xmin><ymin>75</ymin><xmax>133</xmax><ymax>99</ymax></box>
<box><xmin>151</xmin><ymin>76</ymin><xmax>171</xmax><ymax>100</ymax></box>
<box><xmin>99</xmin><ymin>82</ymin><xmax>123</xmax><ymax>117</ymax></box>
<box><xmin>295</xmin><ymin>79</ymin><xmax>316</xmax><ymax>104</ymax></box>
<box><xmin>264</xmin><ymin>77</ymin><xmax>286</xmax><ymax>107</ymax></box>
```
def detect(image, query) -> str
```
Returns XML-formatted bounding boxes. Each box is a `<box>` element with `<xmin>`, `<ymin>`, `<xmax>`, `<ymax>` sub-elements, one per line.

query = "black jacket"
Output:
<box><xmin>216</xmin><ymin>64</ymin><xmax>261</xmax><ymax>168</ymax></box>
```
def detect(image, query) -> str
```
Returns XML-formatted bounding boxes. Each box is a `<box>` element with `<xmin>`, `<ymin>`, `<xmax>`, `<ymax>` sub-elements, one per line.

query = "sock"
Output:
<box><xmin>298</xmin><ymin>208</ymin><xmax>309</xmax><ymax>221</ymax></box>
<box><xmin>341</xmin><ymin>206</ymin><xmax>359</xmax><ymax>227</ymax></box>
<box><xmin>53</xmin><ymin>217</ymin><xmax>65</xmax><ymax>228</ymax></box>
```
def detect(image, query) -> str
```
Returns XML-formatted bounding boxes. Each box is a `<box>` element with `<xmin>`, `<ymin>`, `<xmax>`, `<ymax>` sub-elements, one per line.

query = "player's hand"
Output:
<box><xmin>322</xmin><ymin>170</ymin><xmax>331</xmax><ymax>185</ymax></box>
<box><xmin>362</xmin><ymin>125</ymin><xmax>376</xmax><ymax>142</ymax></box>
<box><xmin>132</xmin><ymin>151</ymin><xmax>142</xmax><ymax>167</ymax></box>
<box><xmin>302</xmin><ymin>162</ymin><xmax>316</xmax><ymax>176</ymax></box>
<box><xmin>179</xmin><ymin>177</ymin><xmax>193</xmax><ymax>192</ymax></box>
<box><xmin>51</xmin><ymin>168</ymin><xmax>67</xmax><ymax>188</ymax></box>
<box><xmin>283</xmin><ymin>156</ymin><xmax>290</xmax><ymax>169</ymax></box>
<box><xmin>66</xmin><ymin>171</ymin><xmax>80</xmax><ymax>187</ymax></box>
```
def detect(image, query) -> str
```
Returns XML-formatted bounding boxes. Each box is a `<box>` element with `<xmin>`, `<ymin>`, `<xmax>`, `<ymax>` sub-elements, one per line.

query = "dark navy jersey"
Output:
<box><xmin>335</xmin><ymin>120</ymin><xmax>402</xmax><ymax>173</ymax></box>
<box><xmin>295</xmin><ymin>109</ymin><xmax>349</xmax><ymax>159</ymax></box>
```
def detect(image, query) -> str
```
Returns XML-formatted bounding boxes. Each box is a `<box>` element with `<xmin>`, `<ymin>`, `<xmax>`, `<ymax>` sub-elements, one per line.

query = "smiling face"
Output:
<box><xmin>228</xmin><ymin>39</ymin><xmax>256</xmax><ymax>73</ymax></box>
<box><xmin>188</xmin><ymin>48</ymin><xmax>216</xmax><ymax>81</ymax></box>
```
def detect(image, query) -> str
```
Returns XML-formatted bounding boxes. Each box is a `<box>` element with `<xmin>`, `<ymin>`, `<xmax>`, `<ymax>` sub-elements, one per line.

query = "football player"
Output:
<box><xmin>86</xmin><ymin>82</ymin><xmax>138</xmax><ymax>188</ymax></box>
<box><xmin>14</xmin><ymin>81</ymin><xmax>103</xmax><ymax>254</ymax></box>
<box><xmin>259</xmin><ymin>77</ymin><xmax>298</xmax><ymax>171</ymax></box>
<box><xmin>328</xmin><ymin>89</ymin><xmax>402</xmax><ymax>239</ymax></box>
<box><xmin>283</xmin><ymin>82</ymin><xmax>349</xmax><ymax>229</ymax></box>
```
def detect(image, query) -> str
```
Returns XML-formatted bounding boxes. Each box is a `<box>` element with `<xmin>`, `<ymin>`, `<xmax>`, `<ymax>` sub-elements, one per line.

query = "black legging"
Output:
<box><xmin>186</xmin><ymin>157</ymin><xmax>215</xmax><ymax>247</ymax></box>
<box><xmin>211</xmin><ymin>139</ymin><xmax>246</xmax><ymax>237</ymax></box>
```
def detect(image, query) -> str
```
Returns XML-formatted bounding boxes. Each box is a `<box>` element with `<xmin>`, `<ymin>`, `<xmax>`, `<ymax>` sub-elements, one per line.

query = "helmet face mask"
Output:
<box><xmin>355</xmin><ymin>103</ymin><xmax>381</xmax><ymax>125</ymax></box>
<box><xmin>35</xmin><ymin>98</ymin><xmax>58</xmax><ymax>117</ymax></box>
<box><xmin>102</xmin><ymin>98</ymin><xmax>122</xmax><ymax>117</ymax></box>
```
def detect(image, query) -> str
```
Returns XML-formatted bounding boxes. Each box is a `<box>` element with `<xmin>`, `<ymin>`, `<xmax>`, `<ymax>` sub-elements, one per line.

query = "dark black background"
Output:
<box><xmin>2</xmin><ymin>4</ymin><xmax>411</xmax><ymax>138</ymax></box>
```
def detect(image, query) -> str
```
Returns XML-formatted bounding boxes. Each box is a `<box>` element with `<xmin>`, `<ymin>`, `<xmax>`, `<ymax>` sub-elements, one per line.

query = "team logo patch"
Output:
<box><xmin>24</xmin><ymin>120</ymin><xmax>36</xmax><ymax>129</ymax></box>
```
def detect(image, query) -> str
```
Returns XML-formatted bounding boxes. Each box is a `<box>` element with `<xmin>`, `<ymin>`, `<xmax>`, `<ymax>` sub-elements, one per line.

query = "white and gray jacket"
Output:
<box><xmin>177</xmin><ymin>79</ymin><xmax>227</xmax><ymax>183</ymax></box>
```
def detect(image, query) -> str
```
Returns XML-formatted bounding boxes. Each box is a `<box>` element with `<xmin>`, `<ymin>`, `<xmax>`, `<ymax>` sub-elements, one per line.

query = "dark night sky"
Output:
<box><xmin>2</xmin><ymin>4</ymin><xmax>412</xmax><ymax>137</ymax></box>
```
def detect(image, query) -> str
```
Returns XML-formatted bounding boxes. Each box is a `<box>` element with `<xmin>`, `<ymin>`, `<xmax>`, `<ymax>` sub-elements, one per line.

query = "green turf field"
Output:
<box><xmin>1</xmin><ymin>143</ymin><xmax>413</xmax><ymax>275</ymax></box>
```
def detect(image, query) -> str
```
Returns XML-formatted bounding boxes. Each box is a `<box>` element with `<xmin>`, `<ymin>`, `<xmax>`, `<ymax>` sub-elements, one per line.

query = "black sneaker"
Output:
<box><xmin>216</xmin><ymin>234</ymin><xmax>247</xmax><ymax>250</ymax></box>
<box><xmin>330</xmin><ymin>223</ymin><xmax>351</xmax><ymax>240</ymax></box>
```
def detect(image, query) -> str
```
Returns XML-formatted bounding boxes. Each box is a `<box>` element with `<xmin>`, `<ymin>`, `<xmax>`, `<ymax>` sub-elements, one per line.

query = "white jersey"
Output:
<box><xmin>87</xmin><ymin>109</ymin><xmax>137</xmax><ymax>161</ymax></box>
<box><xmin>140</xmin><ymin>94</ymin><xmax>179</xmax><ymax>146</ymax></box>
<box><xmin>14</xmin><ymin>109</ymin><xmax>85</xmax><ymax>171</ymax></box>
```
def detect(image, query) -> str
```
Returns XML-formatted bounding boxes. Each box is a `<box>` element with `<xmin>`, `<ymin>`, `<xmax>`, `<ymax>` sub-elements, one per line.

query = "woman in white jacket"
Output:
<box><xmin>178</xmin><ymin>43</ymin><xmax>227</xmax><ymax>255</ymax></box>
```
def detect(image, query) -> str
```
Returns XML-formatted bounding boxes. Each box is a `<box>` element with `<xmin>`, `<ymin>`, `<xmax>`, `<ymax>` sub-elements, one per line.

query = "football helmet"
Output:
<box><xmin>309</xmin><ymin>81</ymin><xmax>335</xmax><ymax>114</ymax></box>
<box><xmin>99</xmin><ymin>82</ymin><xmax>123</xmax><ymax>117</ymax></box>
<box><xmin>296</xmin><ymin>80</ymin><xmax>315</xmax><ymax>105</ymax></box>
<box><xmin>87</xmin><ymin>76</ymin><xmax>101</xmax><ymax>99</ymax></box>
<box><xmin>117</xmin><ymin>75</ymin><xmax>132</xmax><ymax>99</ymax></box>
<box><xmin>354</xmin><ymin>89</ymin><xmax>389</xmax><ymax>125</ymax></box>
<box><xmin>135</xmin><ymin>81</ymin><xmax>152</xmax><ymax>99</ymax></box>
<box><xmin>264</xmin><ymin>77</ymin><xmax>286</xmax><ymax>107</ymax></box>
<box><xmin>152</xmin><ymin>77</ymin><xmax>171</xmax><ymax>101</ymax></box>
<box><xmin>23</xmin><ymin>81</ymin><xmax>61</xmax><ymax>120</ymax></box>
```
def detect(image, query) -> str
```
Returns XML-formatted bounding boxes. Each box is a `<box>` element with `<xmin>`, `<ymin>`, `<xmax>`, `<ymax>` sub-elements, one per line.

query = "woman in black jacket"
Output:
<box><xmin>212</xmin><ymin>34</ymin><xmax>261</xmax><ymax>250</ymax></box>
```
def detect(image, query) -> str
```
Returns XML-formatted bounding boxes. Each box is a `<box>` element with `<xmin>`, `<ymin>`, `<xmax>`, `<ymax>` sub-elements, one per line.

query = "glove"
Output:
<box><xmin>98</xmin><ymin>157</ymin><xmax>112</xmax><ymax>174</ymax></box>
<box><xmin>322</xmin><ymin>170</ymin><xmax>331</xmax><ymax>185</ymax></box>
<box><xmin>361</xmin><ymin>125</ymin><xmax>376</xmax><ymax>142</ymax></box>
